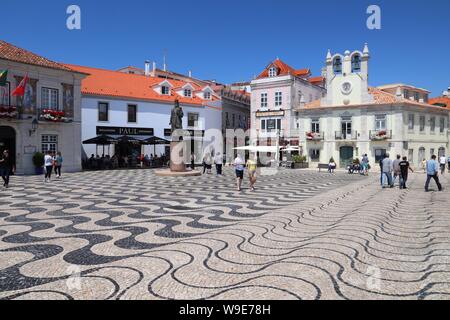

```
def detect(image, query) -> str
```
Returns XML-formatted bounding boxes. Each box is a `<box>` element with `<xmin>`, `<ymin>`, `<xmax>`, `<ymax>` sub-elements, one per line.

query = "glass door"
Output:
<box><xmin>341</xmin><ymin>120</ymin><xmax>352</xmax><ymax>140</ymax></box>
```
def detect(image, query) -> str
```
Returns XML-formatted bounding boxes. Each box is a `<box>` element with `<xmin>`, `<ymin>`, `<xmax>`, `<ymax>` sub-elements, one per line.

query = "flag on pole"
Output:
<box><xmin>0</xmin><ymin>70</ymin><xmax>7</xmax><ymax>86</ymax></box>
<box><xmin>12</xmin><ymin>73</ymin><xmax>28</xmax><ymax>97</ymax></box>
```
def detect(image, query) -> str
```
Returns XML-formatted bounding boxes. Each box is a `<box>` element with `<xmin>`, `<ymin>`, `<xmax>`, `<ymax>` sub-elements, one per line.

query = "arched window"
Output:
<box><xmin>351</xmin><ymin>54</ymin><xmax>361</xmax><ymax>72</ymax></box>
<box><xmin>268</xmin><ymin>67</ymin><xmax>277</xmax><ymax>77</ymax></box>
<box><xmin>333</xmin><ymin>57</ymin><xmax>342</xmax><ymax>74</ymax></box>
<box><xmin>438</xmin><ymin>147</ymin><xmax>446</xmax><ymax>158</ymax></box>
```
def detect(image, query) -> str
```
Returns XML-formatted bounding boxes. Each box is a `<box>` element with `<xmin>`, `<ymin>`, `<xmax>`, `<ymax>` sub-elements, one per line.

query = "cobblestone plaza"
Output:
<box><xmin>0</xmin><ymin>168</ymin><xmax>448</xmax><ymax>300</ymax></box>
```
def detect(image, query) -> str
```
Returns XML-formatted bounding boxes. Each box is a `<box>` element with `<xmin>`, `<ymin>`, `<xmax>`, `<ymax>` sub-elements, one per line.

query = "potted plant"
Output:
<box><xmin>32</xmin><ymin>152</ymin><xmax>44</xmax><ymax>175</ymax></box>
<box><xmin>292</xmin><ymin>155</ymin><xmax>309</xmax><ymax>169</ymax></box>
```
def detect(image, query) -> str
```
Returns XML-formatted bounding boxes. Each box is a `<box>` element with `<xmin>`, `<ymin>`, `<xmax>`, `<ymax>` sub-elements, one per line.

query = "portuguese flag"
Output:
<box><xmin>0</xmin><ymin>70</ymin><xmax>7</xmax><ymax>86</ymax></box>
<box><xmin>12</xmin><ymin>73</ymin><xmax>28</xmax><ymax>97</ymax></box>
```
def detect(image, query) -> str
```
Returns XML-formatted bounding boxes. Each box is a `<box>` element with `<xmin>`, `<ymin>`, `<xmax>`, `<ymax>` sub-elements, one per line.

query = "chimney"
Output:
<box><xmin>144</xmin><ymin>60</ymin><xmax>150</xmax><ymax>76</ymax></box>
<box><xmin>188</xmin><ymin>70</ymin><xmax>192</xmax><ymax>78</ymax></box>
<box><xmin>152</xmin><ymin>61</ymin><xmax>156</xmax><ymax>75</ymax></box>
<box><xmin>395</xmin><ymin>87</ymin><xmax>403</xmax><ymax>101</ymax></box>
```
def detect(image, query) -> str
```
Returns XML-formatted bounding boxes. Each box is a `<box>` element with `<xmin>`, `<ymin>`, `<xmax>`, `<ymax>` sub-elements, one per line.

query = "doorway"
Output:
<box><xmin>0</xmin><ymin>126</ymin><xmax>16</xmax><ymax>167</ymax></box>
<box><xmin>339</xmin><ymin>146</ymin><xmax>354</xmax><ymax>167</ymax></box>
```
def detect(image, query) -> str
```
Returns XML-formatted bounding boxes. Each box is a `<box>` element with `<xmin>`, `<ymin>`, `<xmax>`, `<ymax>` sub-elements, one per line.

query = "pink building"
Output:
<box><xmin>250</xmin><ymin>58</ymin><xmax>325</xmax><ymax>146</ymax></box>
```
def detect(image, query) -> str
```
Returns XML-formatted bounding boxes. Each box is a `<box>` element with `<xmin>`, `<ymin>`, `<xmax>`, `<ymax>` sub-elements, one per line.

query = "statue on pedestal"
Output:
<box><xmin>169</xmin><ymin>99</ymin><xmax>186</xmax><ymax>172</ymax></box>
<box><xmin>170</xmin><ymin>99</ymin><xmax>184</xmax><ymax>135</ymax></box>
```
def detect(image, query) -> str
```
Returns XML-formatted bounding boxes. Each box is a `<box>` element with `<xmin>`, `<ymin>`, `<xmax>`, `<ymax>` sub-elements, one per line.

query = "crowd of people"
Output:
<box><xmin>380</xmin><ymin>153</ymin><xmax>447</xmax><ymax>192</ymax></box>
<box><xmin>84</xmin><ymin>153</ymin><xmax>169</xmax><ymax>170</ymax></box>
<box><xmin>2</xmin><ymin>148</ymin><xmax>449</xmax><ymax>193</ymax></box>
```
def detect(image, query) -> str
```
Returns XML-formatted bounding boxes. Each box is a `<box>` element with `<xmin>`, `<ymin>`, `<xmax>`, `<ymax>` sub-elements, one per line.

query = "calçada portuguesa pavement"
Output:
<box><xmin>0</xmin><ymin>168</ymin><xmax>449</xmax><ymax>300</ymax></box>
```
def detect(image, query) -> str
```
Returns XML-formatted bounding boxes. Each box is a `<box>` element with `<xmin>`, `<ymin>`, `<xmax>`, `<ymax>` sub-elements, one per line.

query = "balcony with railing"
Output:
<box><xmin>369</xmin><ymin>130</ymin><xmax>392</xmax><ymax>141</ymax></box>
<box><xmin>306</xmin><ymin>132</ymin><xmax>324</xmax><ymax>141</ymax></box>
<box><xmin>335</xmin><ymin>130</ymin><xmax>358</xmax><ymax>140</ymax></box>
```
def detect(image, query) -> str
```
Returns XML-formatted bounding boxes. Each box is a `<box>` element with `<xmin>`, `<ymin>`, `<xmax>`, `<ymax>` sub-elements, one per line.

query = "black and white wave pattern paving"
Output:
<box><xmin>0</xmin><ymin>168</ymin><xmax>448</xmax><ymax>300</ymax></box>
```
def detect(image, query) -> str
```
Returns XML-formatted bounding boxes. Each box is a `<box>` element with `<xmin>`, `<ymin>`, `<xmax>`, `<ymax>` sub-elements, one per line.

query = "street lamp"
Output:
<box><xmin>29</xmin><ymin>118</ymin><xmax>38</xmax><ymax>136</ymax></box>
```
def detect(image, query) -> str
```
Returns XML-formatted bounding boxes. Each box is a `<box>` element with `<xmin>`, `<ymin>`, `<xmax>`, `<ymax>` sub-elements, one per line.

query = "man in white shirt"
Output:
<box><xmin>439</xmin><ymin>155</ymin><xmax>447</xmax><ymax>175</ymax></box>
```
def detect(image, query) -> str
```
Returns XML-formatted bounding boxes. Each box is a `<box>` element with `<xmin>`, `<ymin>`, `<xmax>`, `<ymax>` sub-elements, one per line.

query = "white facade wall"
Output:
<box><xmin>81</xmin><ymin>96</ymin><xmax>222</xmax><ymax>159</ymax></box>
<box><xmin>298</xmin><ymin>106</ymin><xmax>450</xmax><ymax>169</ymax></box>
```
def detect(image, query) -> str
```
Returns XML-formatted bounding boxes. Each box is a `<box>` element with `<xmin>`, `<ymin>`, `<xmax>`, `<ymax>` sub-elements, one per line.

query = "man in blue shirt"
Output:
<box><xmin>425</xmin><ymin>155</ymin><xmax>443</xmax><ymax>192</ymax></box>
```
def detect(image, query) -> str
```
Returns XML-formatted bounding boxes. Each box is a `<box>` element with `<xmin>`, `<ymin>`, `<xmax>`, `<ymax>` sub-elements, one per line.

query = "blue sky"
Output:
<box><xmin>2</xmin><ymin>0</ymin><xmax>449</xmax><ymax>96</ymax></box>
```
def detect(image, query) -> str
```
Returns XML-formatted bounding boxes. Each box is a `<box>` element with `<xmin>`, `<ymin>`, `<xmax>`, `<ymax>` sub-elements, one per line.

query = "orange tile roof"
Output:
<box><xmin>257</xmin><ymin>59</ymin><xmax>309</xmax><ymax>79</ymax></box>
<box><xmin>0</xmin><ymin>40</ymin><xmax>75</xmax><ymax>72</ymax></box>
<box><xmin>64</xmin><ymin>64</ymin><xmax>219</xmax><ymax>106</ymax></box>
<box><xmin>294</xmin><ymin>68</ymin><xmax>311</xmax><ymax>77</ymax></box>
<box><xmin>429</xmin><ymin>96</ymin><xmax>450</xmax><ymax>108</ymax></box>
<box><xmin>308</xmin><ymin>76</ymin><xmax>325</xmax><ymax>85</ymax></box>
<box><xmin>304</xmin><ymin>87</ymin><xmax>449</xmax><ymax>111</ymax></box>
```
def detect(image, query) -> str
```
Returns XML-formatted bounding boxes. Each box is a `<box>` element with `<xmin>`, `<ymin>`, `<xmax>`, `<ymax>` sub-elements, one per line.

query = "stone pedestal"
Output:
<box><xmin>170</xmin><ymin>141</ymin><xmax>186</xmax><ymax>172</ymax></box>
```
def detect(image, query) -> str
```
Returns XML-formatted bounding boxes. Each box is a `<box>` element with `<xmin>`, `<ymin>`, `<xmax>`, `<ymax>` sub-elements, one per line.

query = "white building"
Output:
<box><xmin>297</xmin><ymin>44</ymin><xmax>450</xmax><ymax>168</ymax></box>
<box><xmin>66</xmin><ymin>64</ymin><xmax>223</xmax><ymax>162</ymax></box>
<box><xmin>0</xmin><ymin>40</ymin><xmax>86</xmax><ymax>175</ymax></box>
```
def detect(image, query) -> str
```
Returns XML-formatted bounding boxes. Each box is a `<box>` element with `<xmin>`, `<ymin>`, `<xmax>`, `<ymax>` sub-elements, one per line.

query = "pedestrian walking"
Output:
<box><xmin>448</xmin><ymin>156</ymin><xmax>450</xmax><ymax>173</ymax></box>
<box><xmin>425</xmin><ymin>155</ymin><xmax>443</xmax><ymax>192</ymax></box>
<box><xmin>190</xmin><ymin>152</ymin><xmax>195</xmax><ymax>170</ymax></box>
<box><xmin>361</xmin><ymin>154</ymin><xmax>369</xmax><ymax>176</ymax></box>
<box><xmin>233</xmin><ymin>154</ymin><xmax>245</xmax><ymax>191</ymax></box>
<box><xmin>379</xmin><ymin>157</ymin><xmax>384</xmax><ymax>186</ymax></box>
<box><xmin>44</xmin><ymin>151</ymin><xmax>54</xmax><ymax>183</ymax></box>
<box><xmin>54</xmin><ymin>152</ymin><xmax>63</xmax><ymax>178</ymax></box>
<box><xmin>0</xmin><ymin>150</ymin><xmax>15</xmax><ymax>188</ymax></box>
<box><xmin>398</xmin><ymin>156</ymin><xmax>414</xmax><ymax>189</ymax></box>
<box><xmin>439</xmin><ymin>154</ymin><xmax>446</xmax><ymax>175</ymax></box>
<box><xmin>392</xmin><ymin>155</ymin><xmax>402</xmax><ymax>186</ymax></box>
<box><xmin>202</xmin><ymin>154</ymin><xmax>207</xmax><ymax>174</ymax></box>
<box><xmin>204</xmin><ymin>154</ymin><xmax>212</xmax><ymax>174</ymax></box>
<box><xmin>246</xmin><ymin>155</ymin><xmax>258</xmax><ymax>191</ymax></box>
<box><xmin>214</xmin><ymin>152</ymin><xmax>223</xmax><ymax>175</ymax></box>
<box><xmin>381</xmin><ymin>153</ymin><xmax>394</xmax><ymax>188</ymax></box>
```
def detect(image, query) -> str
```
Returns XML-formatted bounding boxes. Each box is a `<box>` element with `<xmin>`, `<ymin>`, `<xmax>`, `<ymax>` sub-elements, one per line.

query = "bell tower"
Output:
<box><xmin>322</xmin><ymin>43</ymin><xmax>373</xmax><ymax>106</ymax></box>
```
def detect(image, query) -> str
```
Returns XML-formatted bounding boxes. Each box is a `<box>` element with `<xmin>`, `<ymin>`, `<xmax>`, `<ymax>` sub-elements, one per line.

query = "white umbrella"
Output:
<box><xmin>281</xmin><ymin>146</ymin><xmax>300</xmax><ymax>152</ymax></box>
<box><xmin>233</xmin><ymin>146</ymin><xmax>279</xmax><ymax>153</ymax></box>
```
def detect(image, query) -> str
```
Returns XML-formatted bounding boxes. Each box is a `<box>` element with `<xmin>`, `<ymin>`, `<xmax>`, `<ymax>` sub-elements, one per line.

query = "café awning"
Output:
<box><xmin>82</xmin><ymin>135</ymin><xmax>117</xmax><ymax>145</ymax></box>
<box><xmin>141</xmin><ymin>136</ymin><xmax>171</xmax><ymax>145</ymax></box>
<box><xmin>116</xmin><ymin>135</ymin><xmax>141</xmax><ymax>144</ymax></box>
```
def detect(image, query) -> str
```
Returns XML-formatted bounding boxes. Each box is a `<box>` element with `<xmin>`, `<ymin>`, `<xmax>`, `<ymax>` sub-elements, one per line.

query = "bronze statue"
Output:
<box><xmin>169</xmin><ymin>99</ymin><xmax>184</xmax><ymax>132</ymax></box>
